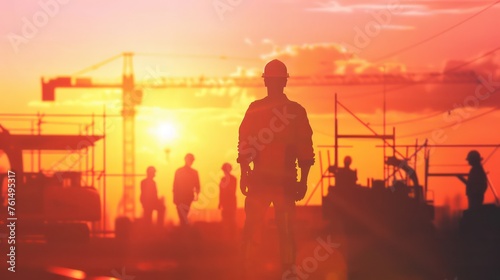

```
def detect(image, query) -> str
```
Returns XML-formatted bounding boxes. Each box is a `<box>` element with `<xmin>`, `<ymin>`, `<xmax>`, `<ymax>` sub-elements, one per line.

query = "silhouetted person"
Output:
<box><xmin>458</xmin><ymin>150</ymin><xmax>487</xmax><ymax>209</ymax></box>
<box><xmin>140</xmin><ymin>166</ymin><xmax>166</xmax><ymax>227</ymax></box>
<box><xmin>219</xmin><ymin>163</ymin><xmax>237</xmax><ymax>225</ymax></box>
<box><xmin>238</xmin><ymin>59</ymin><xmax>315</xmax><ymax>277</ymax></box>
<box><xmin>173</xmin><ymin>153</ymin><xmax>200</xmax><ymax>226</ymax></box>
<box><xmin>335</xmin><ymin>156</ymin><xmax>358</xmax><ymax>188</ymax></box>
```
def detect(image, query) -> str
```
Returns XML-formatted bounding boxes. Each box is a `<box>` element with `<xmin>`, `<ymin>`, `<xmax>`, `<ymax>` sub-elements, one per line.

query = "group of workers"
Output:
<box><xmin>138</xmin><ymin>59</ymin><xmax>490</xmax><ymax>279</ymax></box>
<box><xmin>140</xmin><ymin>153</ymin><xmax>237</xmax><ymax>227</ymax></box>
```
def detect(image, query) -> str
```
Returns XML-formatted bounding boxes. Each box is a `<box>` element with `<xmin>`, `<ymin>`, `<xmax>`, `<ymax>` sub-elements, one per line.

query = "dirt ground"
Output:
<box><xmin>1</xmin><ymin>206</ymin><xmax>498</xmax><ymax>280</ymax></box>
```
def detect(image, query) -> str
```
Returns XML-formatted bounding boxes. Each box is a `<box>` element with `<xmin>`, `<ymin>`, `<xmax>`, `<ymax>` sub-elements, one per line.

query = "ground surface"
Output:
<box><xmin>1</xmin><ymin>206</ymin><xmax>498</xmax><ymax>280</ymax></box>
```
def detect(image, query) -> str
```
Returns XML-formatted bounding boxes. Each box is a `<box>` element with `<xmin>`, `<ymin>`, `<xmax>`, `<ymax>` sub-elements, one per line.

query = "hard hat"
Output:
<box><xmin>466</xmin><ymin>150</ymin><xmax>482</xmax><ymax>161</ymax></box>
<box><xmin>262</xmin><ymin>59</ymin><xmax>289</xmax><ymax>78</ymax></box>
<box><xmin>222</xmin><ymin>162</ymin><xmax>232</xmax><ymax>172</ymax></box>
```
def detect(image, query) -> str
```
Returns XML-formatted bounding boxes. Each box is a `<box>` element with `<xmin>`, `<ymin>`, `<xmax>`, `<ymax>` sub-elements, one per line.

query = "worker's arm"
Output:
<box><xmin>300</xmin><ymin>164</ymin><xmax>311</xmax><ymax>184</ymax></box>
<box><xmin>237</xmin><ymin>103</ymin><xmax>257</xmax><ymax>167</ymax></box>
<box><xmin>296</xmin><ymin>163</ymin><xmax>312</xmax><ymax>201</ymax></box>
<box><xmin>457</xmin><ymin>175</ymin><xmax>467</xmax><ymax>185</ymax></box>
<box><xmin>194</xmin><ymin>170</ymin><xmax>201</xmax><ymax>201</ymax></box>
<box><xmin>295</xmin><ymin>105</ymin><xmax>315</xmax><ymax>201</ymax></box>
<box><xmin>237</xmin><ymin>103</ymin><xmax>256</xmax><ymax>196</ymax></box>
<box><xmin>140</xmin><ymin>179</ymin><xmax>145</xmax><ymax>205</ymax></box>
<box><xmin>295</xmin><ymin>105</ymin><xmax>315</xmax><ymax>168</ymax></box>
<box><xmin>239</xmin><ymin>164</ymin><xmax>251</xmax><ymax>196</ymax></box>
<box><xmin>172</xmin><ymin>169</ymin><xmax>179</xmax><ymax>204</ymax></box>
<box><xmin>218</xmin><ymin>179</ymin><xmax>223</xmax><ymax>209</ymax></box>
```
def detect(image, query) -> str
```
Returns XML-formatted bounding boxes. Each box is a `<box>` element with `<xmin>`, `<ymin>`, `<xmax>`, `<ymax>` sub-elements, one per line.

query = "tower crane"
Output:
<box><xmin>42</xmin><ymin>52</ymin><xmax>141</xmax><ymax>218</ymax></box>
<box><xmin>40</xmin><ymin>52</ymin><xmax>480</xmax><ymax>219</ymax></box>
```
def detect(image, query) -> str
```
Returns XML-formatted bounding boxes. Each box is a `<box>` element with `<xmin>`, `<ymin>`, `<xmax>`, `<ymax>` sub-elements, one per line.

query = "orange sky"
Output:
<box><xmin>1</xmin><ymin>1</ymin><xmax>500</xmax><ymax>225</ymax></box>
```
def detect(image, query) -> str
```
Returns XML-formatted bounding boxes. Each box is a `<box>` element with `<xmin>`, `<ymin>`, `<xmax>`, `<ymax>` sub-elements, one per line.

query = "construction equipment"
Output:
<box><xmin>318</xmin><ymin>94</ymin><xmax>434</xmax><ymax>234</ymax></box>
<box><xmin>0</xmin><ymin>125</ymin><xmax>102</xmax><ymax>242</ymax></box>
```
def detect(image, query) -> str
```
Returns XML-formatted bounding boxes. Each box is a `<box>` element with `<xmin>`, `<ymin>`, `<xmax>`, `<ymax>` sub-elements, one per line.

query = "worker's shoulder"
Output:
<box><xmin>176</xmin><ymin>166</ymin><xmax>198</xmax><ymax>174</ymax></box>
<box><xmin>287</xmin><ymin>99</ymin><xmax>307</xmax><ymax>111</ymax></box>
<box><xmin>281</xmin><ymin>98</ymin><xmax>308</xmax><ymax>117</ymax></box>
<box><xmin>248</xmin><ymin>98</ymin><xmax>266</xmax><ymax>107</ymax></box>
<box><xmin>250</xmin><ymin>96</ymin><xmax>307</xmax><ymax>111</ymax></box>
<box><xmin>174</xmin><ymin>166</ymin><xmax>185</xmax><ymax>174</ymax></box>
<box><xmin>141</xmin><ymin>178</ymin><xmax>154</xmax><ymax>186</ymax></box>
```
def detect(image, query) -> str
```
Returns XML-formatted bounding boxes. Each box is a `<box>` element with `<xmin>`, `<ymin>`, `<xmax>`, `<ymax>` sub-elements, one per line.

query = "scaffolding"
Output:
<box><xmin>0</xmin><ymin>112</ymin><xmax>109</xmax><ymax>235</ymax></box>
<box><xmin>304</xmin><ymin>95</ymin><xmax>500</xmax><ymax>207</ymax></box>
<box><xmin>305</xmin><ymin>94</ymin><xmax>397</xmax><ymax>205</ymax></box>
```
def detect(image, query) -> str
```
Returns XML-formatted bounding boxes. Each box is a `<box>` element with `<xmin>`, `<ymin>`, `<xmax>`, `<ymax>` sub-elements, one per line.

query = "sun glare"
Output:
<box><xmin>155</xmin><ymin>122</ymin><xmax>179</xmax><ymax>143</ymax></box>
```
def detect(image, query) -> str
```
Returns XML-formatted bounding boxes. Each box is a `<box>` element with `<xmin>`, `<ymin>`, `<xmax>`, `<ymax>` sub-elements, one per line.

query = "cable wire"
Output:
<box><xmin>136</xmin><ymin>52</ymin><xmax>261</xmax><ymax>61</ymax></box>
<box><xmin>372</xmin><ymin>0</ymin><xmax>500</xmax><ymax>62</ymax></box>
<box><xmin>399</xmin><ymin>107</ymin><xmax>498</xmax><ymax>138</ymax></box>
<box><xmin>346</xmin><ymin>46</ymin><xmax>500</xmax><ymax>99</ymax></box>
<box><xmin>369</xmin><ymin>111</ymin><xmax>444</xmax><ymax>126</ymax></box>
<box><xmin>72</xmin><ymin>54</ymin><xmax>123</xmax><ymax>77</ymax></box>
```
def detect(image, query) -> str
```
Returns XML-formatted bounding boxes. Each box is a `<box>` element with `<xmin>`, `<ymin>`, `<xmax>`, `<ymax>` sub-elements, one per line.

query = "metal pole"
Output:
<box><xmin>383</xmin><ymin>66</ymin><xmax>387</xmax><ymax>184</ymax></box>
<box><xmin>392</xmin><ymin>126</ymin><xmax>396</xmax><ymax>185</ymax></box>
<box><xmin>319</xmin><ymin>150</ymin><xmax>323</xmax><ymax>195</ymax></box>
<box><xmin>103</xmin><ymin>106</ymin><xmax>107</xmax><ymax>233</ymax></box>
<box><xmin>414</xmin><ymin>139</ymin><xmax>418</xmax><ymax>176</ymax></box>
<box><xmin>30</xmin><ymin>120</ymin><xmax>34</xmax><ymax>172</ymax></box>
<box><xmin>334</xmin><ymin>93</ymin><xmax>338</xmax><ymax>171</ymax></box>
<box><xmin>37</xmin><ymin>112</ymin><xmax>42</xmax><ymax>172</ymax></box>
<box><xmin>85</xmin><ymin>125</ymin><xmax>89</xmax><ymax>185</ymax></box>
<box><xmin>327</xmin><ymin>149</ymin><xmax>332</xmax><ymax>187</ymax></box>
<box><xmin>424</xmin><ymin>148</ymin><xmax>429</xmax><ymax>201</ymax></box>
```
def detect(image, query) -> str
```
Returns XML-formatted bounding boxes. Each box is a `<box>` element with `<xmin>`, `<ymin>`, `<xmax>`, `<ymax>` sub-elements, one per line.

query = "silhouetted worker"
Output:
<box><xmin>219</xmin><ymin>163</ymin><xmax>237</xmax><ymax>225</ymax></box>
<box><xmin>458</xmin><ymin>150</ymin><xmax>488</xmax><ymax>209</ymax></box>
<box><xmin>238</xmin><ymin>59</ymin><xmax>315</xmax><ymax>277</ymax></box>
<box><xmin>173</xmin><ymin>153</ymin><xmax>200</xmax><ymax>226</ymax></box>
<box><xmin>140</xmin><ymin>166</ymin><xmax>166</xmax><ymax>227</ymax></box>
<box><xmin>335</xmin><ymin>156</ymin><xmax>358</xmax><ymax>188</ymax></box>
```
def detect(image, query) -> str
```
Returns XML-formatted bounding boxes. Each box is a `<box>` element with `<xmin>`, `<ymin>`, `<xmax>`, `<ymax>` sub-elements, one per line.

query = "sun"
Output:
<box><xmin>155</xmin><ymin>122</ymin><xmax>179</xmax><ymax>143</ymax></box>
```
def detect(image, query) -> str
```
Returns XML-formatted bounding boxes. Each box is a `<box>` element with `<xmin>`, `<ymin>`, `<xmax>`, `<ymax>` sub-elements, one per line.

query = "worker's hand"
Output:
<box><xmin>457</xmin><ymin>175</ymin><xmax>467</xmax><ymax>185</ymax></box>
<box><xmin>295</xmin><ymin>181</ymin><xmax>307</xmax><ymax>202</ymax></box>
<box><xmin>240</xmin><ymin>170</ymin><xmax>252</xmax><ymax>196</ymax></box>
<box><xmin>240</xmin><ymin>175</ymin><xmax>249</xmax><ymax>196</ymax></box>
<box><xmin>194</xmin><ymin>192</ymin><xmax>199</xmax><ymax>202</ymax></box>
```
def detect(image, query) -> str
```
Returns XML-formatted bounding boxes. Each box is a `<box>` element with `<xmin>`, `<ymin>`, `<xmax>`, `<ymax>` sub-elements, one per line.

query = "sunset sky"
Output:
<box><xmin>1</xmin><ymin>0</ymin><xmax>499</xmax><ymax>225</ymax></box>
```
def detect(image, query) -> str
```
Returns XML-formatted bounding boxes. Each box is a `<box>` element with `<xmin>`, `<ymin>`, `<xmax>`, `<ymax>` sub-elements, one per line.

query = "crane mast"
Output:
<box><xmin>121</xmin><ymin>52</ymin><xmax>136</xmax><ymax>217</ymax></box>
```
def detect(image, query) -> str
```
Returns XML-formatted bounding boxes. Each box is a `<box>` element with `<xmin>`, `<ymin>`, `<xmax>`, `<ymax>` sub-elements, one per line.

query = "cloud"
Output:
<box><xmin>230</xmin><ymin>66</ymin><xmax>260</xmax><ymax>77</ymax></box>
<box><xmin>307</xmin><ymin>0</ymin><xmax>493</xmax><ymax>16</ymax></box>
<box><xmin>307</xmin><ymin>1</ymin><xmax>354</xmax><ymax>13</ymax></box>
<box><xmin>261</xmin><ymin>42</ymin><xmax>406</xmax><ymax>75</ymax></box>
<box><xmin>380</xmin><ymin>24</ymin><xmax>415</xmax><ymax>30</ymax></box>
<box><xmin>254</xmin><ymin>42</ymin><xmax>500</xmax><ymax>114</ymax></box>
<box><xmin>244</xmin><ymin>37</ymin><xmax>254</xmax><ymax>46</ymax></box>
<box><xmin>443</xmin><ymin>50</ymin><xmax>500</xmax><ymax>78</ymax></box>
<box><xmin>27</xmin><ymin>90</ymin><xmax>123</xmax><ymax>111</ymax></box>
